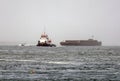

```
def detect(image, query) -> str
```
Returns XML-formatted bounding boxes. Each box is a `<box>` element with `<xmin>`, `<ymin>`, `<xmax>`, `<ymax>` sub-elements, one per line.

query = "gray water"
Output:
<box><xmin>0</xmin><ymin>46</ymin><xmax>120</xmax><ymax>81</ymax></box>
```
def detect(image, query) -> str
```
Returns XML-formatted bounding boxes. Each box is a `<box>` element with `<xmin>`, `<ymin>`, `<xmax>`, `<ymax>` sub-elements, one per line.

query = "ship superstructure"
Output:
<box><xmin>37</xmin><ymin>32</ymin><xmax>56</xmax><ymax>47</ymax></box>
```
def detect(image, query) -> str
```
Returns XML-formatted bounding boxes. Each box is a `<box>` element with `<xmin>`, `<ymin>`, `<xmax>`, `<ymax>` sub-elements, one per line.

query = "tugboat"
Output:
<box><xmin>36</xmin><ymin>32</ymin><xmax>56</xmax><ymax>47</ymax></box>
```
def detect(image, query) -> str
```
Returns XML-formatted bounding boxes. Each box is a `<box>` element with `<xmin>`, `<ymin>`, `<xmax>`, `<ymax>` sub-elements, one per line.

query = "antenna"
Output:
<box><xmin>92</xmin><ymin>35</ymin><xmax>94</xmax><ymax>39</ymax></box>
<box><xmin>43</xmin><ymin>25</ymin><xmax>46</xmax><ymax>34</ymax></box>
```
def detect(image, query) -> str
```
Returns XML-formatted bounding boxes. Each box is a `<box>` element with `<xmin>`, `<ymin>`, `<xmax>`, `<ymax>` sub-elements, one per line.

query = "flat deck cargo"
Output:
<box><xmin>60</xmin><ymin>39</ymin><xmax>102</xmax><ymax>46</ymax></box>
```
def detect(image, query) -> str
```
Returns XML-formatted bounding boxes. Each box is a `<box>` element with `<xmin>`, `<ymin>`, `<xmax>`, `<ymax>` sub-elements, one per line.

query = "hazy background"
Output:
<box><xmin>0</xmin><ymin>0</ymin><xmax>120</xmax><ymax>46</ymax></box>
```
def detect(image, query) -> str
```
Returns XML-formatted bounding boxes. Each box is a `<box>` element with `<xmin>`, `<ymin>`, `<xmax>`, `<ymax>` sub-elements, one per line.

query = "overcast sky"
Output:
<box><xmin>0</xmin><ymin>0</ymin><xmax>120</xmax><ymax>46</ymax></box>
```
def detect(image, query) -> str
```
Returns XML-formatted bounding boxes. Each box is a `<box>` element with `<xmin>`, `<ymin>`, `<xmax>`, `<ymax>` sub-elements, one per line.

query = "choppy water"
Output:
<box><xmin>0</xmin><ymin>46</ymin><xmax>120</xmax><ymax>81</ymax></box>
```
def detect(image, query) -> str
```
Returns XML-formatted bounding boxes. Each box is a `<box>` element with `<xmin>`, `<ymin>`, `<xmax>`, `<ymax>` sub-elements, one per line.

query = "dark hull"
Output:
<box><xmin>37</xmin><ymin>43</ymin><xmax>56</xmax><ymax>47</ymax></box>
<box><xmin>60</xmin><ymin>42</ymin><xmax>101</xmax><ymax>46</ymax></box>
<box><xmin>60</xmin><ymin>39</ymin><xmax>102</xmax><ymax>46</ymax></box>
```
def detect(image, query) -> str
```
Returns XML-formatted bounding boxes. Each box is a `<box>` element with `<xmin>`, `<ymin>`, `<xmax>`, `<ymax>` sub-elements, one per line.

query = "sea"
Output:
<box><xmin>0</xmin><ymin>46</ymin><xmax>120</xmax><ymax>81</ymax></box>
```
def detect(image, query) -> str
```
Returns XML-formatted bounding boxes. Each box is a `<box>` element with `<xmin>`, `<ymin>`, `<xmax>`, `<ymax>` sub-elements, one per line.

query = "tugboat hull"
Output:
<box><xmin>37</xmin><ymin>43</ymin><xmax>56</xmax><ymax>47</ymax></box>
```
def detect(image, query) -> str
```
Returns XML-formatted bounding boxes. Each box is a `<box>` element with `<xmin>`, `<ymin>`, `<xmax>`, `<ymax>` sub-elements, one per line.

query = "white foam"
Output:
<box><xmin>0</xmin><ymin>59</ymin><xmax>39</xmax><ymax>62</ymax></box>
<box><xmin>46</xmin><ymin>61</ymin><xmax>84</xmax><ymax>65</ymax></box>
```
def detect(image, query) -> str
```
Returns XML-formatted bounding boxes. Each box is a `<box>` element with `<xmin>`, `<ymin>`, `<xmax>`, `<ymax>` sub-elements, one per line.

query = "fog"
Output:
<box><xmin>0</xmin><ymin>0</ymin><xmax>120</xmax><ymax>46</ymax></box>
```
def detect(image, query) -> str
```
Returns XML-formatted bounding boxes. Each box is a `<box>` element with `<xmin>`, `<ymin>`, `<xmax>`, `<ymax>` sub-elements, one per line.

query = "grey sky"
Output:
<box><xmin>0</xmin><ymin>0</ymin><xmax>120</xmax><ymax>46</ymax></box>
